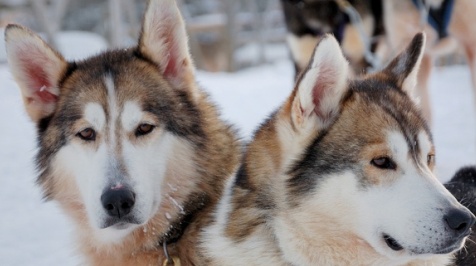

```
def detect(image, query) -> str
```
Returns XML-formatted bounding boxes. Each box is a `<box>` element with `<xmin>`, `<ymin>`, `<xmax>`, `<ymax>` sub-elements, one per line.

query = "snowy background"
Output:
<box><xmin>1</xmin><ymin>26</ymin><xmax>476</xmax><ymax>266</ymax></box>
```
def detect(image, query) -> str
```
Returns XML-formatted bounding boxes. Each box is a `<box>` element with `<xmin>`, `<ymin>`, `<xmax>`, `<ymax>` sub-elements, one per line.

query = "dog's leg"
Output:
<box><xmin>448</xmin><ymin>0</ymin><xmax>476</xmax><ymax>149</ymax></box>
<box><xmin>463</xmin><ymin>44</ymin><xmax>476</xmax><ymax>149</ymax></box>
<box><xmin>416</xmin><ymin>54</ymin><xmax>434</xmax><ymax>125</ymax></box>
<box><xmin>463</xmin><ymin>45</ymin><xmax>476</xmax><ymax>113</ymax></box>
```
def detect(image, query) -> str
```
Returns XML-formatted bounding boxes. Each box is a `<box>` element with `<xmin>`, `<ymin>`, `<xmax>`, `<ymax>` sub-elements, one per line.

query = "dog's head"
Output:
<box><xmin>270</xmin><ymin>33</ymin><xmax>475</xmax><ymax>262</ymax></box>
<box><xmin>5</xmin><ymin>0</ymin><xmax>204</xmax><ymax>242</ymax></box>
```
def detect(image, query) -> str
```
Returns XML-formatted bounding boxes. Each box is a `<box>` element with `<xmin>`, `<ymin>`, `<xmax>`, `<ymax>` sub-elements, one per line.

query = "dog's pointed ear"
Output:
<box><xmin>138</xmin><ymin>0</ymin><xmax>195</xmax><ymax>89</ymax></box>
<box><xmin>5</xmin><ymin>24</ymin><xmax>68</xmax><ymax>122</ymax></box>
<box><xmin>384</xmin><ymin>33</ymin><xmax>426</xmax><ymax>97</ymax></box>
<box><xmin>289</xmin><ymin>34</ymin><xmax>349</xmax><ymax>130</ymax></box>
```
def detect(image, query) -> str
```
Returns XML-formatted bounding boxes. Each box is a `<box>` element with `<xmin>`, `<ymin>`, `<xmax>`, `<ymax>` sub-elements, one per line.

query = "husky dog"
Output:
<box><xmin>4</xmin><ymin>0</ymin><xmax>240</xmax><ymax>264</ymax></box>
<box><xmin>201</xmin><ymin>33</ymin><xmax>475</xmax><ymax>265</ymax></box>
<box><xmin>445</xmin><ymin>166</ymin><xmax>476</xmax><ymax>265</ymax></box>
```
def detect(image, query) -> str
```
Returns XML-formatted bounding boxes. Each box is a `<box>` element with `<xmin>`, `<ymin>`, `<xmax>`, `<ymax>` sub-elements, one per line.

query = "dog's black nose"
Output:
<box><xmin>101</xmin><ymin>189</ymin><xmax>135</xmax><ymax>218</ymax></box>
<box><xmin>444</xmin><ymin>208</ymin><xmax>476</xmax><ymax>236</ymax></box>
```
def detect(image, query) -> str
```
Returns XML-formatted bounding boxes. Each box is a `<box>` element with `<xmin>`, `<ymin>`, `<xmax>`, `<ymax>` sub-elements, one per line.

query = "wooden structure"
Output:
<box><xmin>1</xmin><ymin>0</ymin><xmax>286</xmax><ymax>71</ymax></box>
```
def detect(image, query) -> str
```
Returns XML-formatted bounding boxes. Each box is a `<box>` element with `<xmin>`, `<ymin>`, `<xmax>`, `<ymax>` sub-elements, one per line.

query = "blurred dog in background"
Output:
<box><xmin>280</xmin><ymin>0</ymin><xmax>385</xmax><ymax>78</ymax></box>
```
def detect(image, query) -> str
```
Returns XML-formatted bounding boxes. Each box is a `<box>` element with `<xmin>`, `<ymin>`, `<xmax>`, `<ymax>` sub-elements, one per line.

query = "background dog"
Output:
<box><xmin>201</xmin><ymin>33</ymin><xmax>475</xmax><ymax>265</ymax></box>
<box><xmin>4</xmin><ymin>0</ymin><xmax>239</xmax><ymax>265</ymax></box>
<box><xmin>280</xmin><ymin>0</ymin><xmax>385</xmax><ymax>77</ymax></box>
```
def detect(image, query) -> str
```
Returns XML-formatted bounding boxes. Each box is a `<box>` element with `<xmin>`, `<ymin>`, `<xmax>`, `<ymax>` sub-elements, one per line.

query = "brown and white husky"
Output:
<box><xmin>201</xmin><ymin>33</ymin><xmax>474</xmax><ymax>266</ymax></box>
<box><xmin>4</xmin><ymin>0</ymin><xmax>239</xmax><ymax>265</ymax></box>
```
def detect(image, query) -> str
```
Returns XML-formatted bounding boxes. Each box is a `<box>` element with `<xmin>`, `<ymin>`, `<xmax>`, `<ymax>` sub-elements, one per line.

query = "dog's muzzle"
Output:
<box><xmin>385</xmin><ymin>207</ymin><xmax>476</xmax><ymax>255</ymax></box>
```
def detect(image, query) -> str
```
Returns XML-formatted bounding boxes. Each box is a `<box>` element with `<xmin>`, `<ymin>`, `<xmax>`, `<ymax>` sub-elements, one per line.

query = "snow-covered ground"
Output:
<box><xmin>0</xmin><ymin>33</ymin><xmax>475</xmax><ymax>265</ymax></box>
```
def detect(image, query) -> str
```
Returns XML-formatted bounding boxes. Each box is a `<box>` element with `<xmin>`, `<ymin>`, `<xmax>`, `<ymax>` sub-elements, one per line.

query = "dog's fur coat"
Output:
<box><xmin>5</xmin><ymin>0</ymin><xmax>239</xmax><ymax>265</ymax></box>
<box><xmin>201</xmin><ymin>33</ymin><xmax>474</xmax><ymax>266</ymax></box>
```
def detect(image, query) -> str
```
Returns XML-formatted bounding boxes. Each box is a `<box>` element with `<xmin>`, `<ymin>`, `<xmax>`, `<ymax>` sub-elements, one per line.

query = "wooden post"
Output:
<box><xmin>250</xmin><ymin>0</ymin><xmax>265</xmax><ymax>64</ymax></box>
<box><xmin>122</xmin><ymin>0</ymin><xmax>140</xmax><ymax>38</ymax></box>
<box><xmin>223</xmin><ymin>0</ymin><xmax>237</xmax><ymax>72</ymax></box>
<box><xmin>108</xmin><ymin>0</ymin><xmax>124</xmax><ymax>47</ymax></box>
<box><xmin>30</xmin><ymin>0</ymin><xmax>59</xmax><ymax>49</ymax></box>
<box><xmin>177</xmin><ymin>0</ymin><xmax>205</xmax><ymax>69</ymax></box>
<box><xmin>51</xmin><ymin>0</ymin><xmax>69</xmax><ymax>32</ymax></box>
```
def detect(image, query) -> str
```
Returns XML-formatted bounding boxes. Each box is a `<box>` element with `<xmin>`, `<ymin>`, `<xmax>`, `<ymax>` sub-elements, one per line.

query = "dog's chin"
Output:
<box><xmin>385</xmin><ymin>234</ymin><xmax>468</xmax><ymax>256</ymax></box>
<box><xmin>100</xmin><ymin>216</ymin><xmax>142</xmax><ymax>230</ymax></box>
<box><xmin>433</xmin><ymin>242</ymin><xmax>463</xmax><ymax>255</ymax></box>
<box><xmin>432</xmin><ymin>236</ymin><xmax>468</xmax><ymax>255</ymax></box>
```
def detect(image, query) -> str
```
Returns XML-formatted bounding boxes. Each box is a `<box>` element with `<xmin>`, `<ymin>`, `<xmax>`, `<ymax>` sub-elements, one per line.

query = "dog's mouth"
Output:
<box><xmin>383</xmin><ymin>234</ymin><xmax>404</xmax><ymax>251</ymax></box>
<box><xmin>101</xmin><ymin>216</ymin><xmax>141</xmax><ymax>229</ymax></box>
<box><xmin>433</xmin><ymin>242</ymin><xmax>462</xmax><ymax>254</ymax></box>
<box><xmin>433</xmin><ymin>233</ymin><xmax>471</xmax><ymax>255</ymax></box>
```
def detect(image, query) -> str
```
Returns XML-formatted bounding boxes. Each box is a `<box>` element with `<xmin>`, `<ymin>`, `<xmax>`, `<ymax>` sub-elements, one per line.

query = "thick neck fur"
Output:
<box><xmin>203</xmin><ymin>111</ymin><xmax>453</xmax><ymax>266</ymax></box>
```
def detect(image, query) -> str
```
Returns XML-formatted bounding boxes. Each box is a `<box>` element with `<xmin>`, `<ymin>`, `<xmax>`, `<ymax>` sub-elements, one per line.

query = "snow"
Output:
<box><xmin>53</xmin><ymin>31</ymin><xmax>108</xmax><ymax>61</ymax></box>
<box><xmin>0</xmin><ymin>33</ymin><xmax>475</xmax><ymax>265</ymax></box>
<box><xmin>0</xmin><ymin>29</ymin><xmax>108</xmax><ymax>63</ymax></box>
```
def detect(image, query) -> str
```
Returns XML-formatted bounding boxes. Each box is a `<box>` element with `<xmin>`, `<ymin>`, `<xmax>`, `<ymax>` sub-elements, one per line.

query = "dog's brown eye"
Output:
<box><xmin>77</xmin><ymin>128</ymin><xmax>96</xmax><ymax>141</ymax></box>
<box><xmin>427</xmin><ymin>154</ymin><xmax>435</xmax><ymax>165</ymax></box>
<box><xmin>371</xmin><ymin>157</ymin><xmax>396</xmax><ymax>170</ymax></box>
<box><xmin>136</xmin><ymin>124</ymin><xmax>155</xmax><ymax>136</ymax></box>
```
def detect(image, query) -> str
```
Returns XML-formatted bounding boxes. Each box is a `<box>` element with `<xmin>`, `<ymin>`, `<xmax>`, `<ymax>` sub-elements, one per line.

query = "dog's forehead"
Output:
<box><xmin>52</xmin><ymin>49</ymin><xmax>203</xmax><ymax>139</ymax></box>
<box><xmin>343</xmin><ymin>77</ymin><xmax>433</xmax><ymax>147</ymax></box>
<box><xmin>57</xmin><ymin>50</ymin><xmax>169</xmax><ymax>121</ymax></box>
<box><xmin>81</xmin><ymin>81</ymin><xmax>145</xmax><ymax>132</ymax></box>
<box><xmin>61</xmin><ymin>49</ymin><xmax>169</xmax><ymax>103</ymax></box>
<box><xmin>351</xmin><ymin>77</ymin><xmax>428</xmax><ymax>127</ymax></box>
